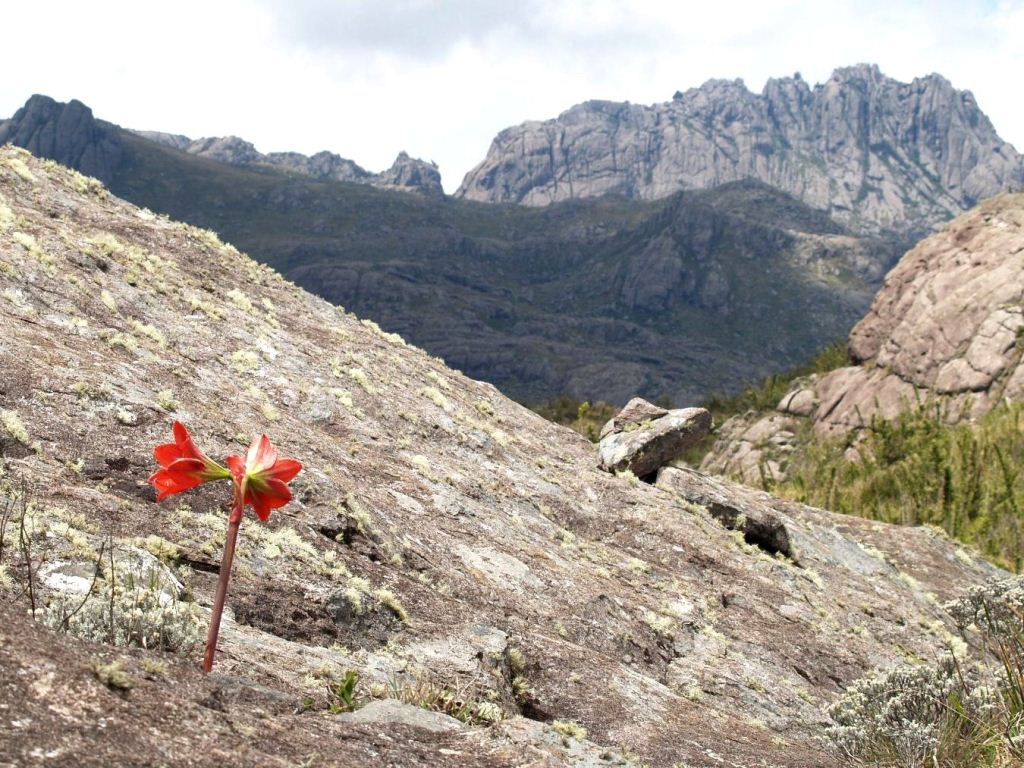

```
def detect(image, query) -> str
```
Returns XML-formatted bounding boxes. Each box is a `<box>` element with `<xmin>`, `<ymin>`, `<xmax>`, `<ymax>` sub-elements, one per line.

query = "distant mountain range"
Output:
<box><xmin>1</xmin><ymin>64</ymin><xmax>1019</xmax><ymax>404</ymax></box>
<box><xmin>458</xmin><ymin>64</ymin><xmax>1024</xmax><ymax>239</ymax></box>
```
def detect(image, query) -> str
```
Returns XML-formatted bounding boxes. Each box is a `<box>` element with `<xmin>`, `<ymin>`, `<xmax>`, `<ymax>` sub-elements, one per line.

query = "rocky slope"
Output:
<box><xmin>0</xmin><ymin>146</ymin><xmax>1009</xmax><ymax>768</ymax></box>
<box><xmin>2</xmin><ymin>95</ymin><xmax>898</xmax><ymax>406</ymax></box>
<box><xmin>702</xmin><ymin>191</ymin><xmax>1024</xmax><ymax>482</ymax></box>
<box><xmin>458</xmin><ymin>65</ymin><xmax>1024</xmax><ymax>239</ymax></box>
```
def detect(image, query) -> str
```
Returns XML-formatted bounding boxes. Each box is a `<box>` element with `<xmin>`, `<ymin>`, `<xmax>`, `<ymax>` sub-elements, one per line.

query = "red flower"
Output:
<box><xmin>148</xmin><ymin>421</ymin><xmax>231</xmax><ymax>501</ymax></box>
<box><xmin>226</xmin><ymin>434</ymin><xmax>302</xmax><ymax>522</ymax></box>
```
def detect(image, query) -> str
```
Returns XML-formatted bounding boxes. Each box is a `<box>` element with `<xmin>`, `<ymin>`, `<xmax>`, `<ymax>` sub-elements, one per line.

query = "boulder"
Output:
<box><xmin>599</xmin><ymin>400</ymin><xmax>711</xmax><ymax>477</ymax></box>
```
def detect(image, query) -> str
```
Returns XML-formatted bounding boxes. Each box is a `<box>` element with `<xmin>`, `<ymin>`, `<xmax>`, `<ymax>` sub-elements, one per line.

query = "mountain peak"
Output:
<box><xmin>457</xmin><ymin>64</ymin><xmax>1024</xmax><ymax>237</ymax></box>
<box><xmin>0</xmin><ymin>94</ymin><xmax>122</xmax><ymax>184</ymax></box>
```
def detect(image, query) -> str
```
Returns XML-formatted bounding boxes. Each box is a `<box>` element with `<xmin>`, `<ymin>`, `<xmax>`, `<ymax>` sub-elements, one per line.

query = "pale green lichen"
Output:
<box><xmin>156</xmin><ymin>389</ymin><xmax>178</xmax><ymax>411</ymax></box>
<box><xmin>374</xmin><ymin>588</ymin><xmax>409</xmax><ymax>623</ymax></box>
<box><xmin>131</xmin><ymin>321</ymin><xmax>166</xmax><ymax>347</ymax></box>
<box><xmin>13</xmin><ymin>231</ymin><xmax>53</xmax><ymax>268</ymax></box>
<box><xmin>0</xmin><ymin>200</ymin><xmax>14</xmax><ymax>231</ymax></box>
<box><xmin>421</xmin><ymin>386</ymin><xmax>450</xmax><ymax>411</ymax></box>
<box><xmin>188</xmin><ymin>295</ymin><xmax>225</xmax><ymax>320</ymax></box>
<box><xmin>105</xmin><ymin>332</ymin><xmax>138</xmax><ymax>353</ymax></box>
<box><xmin>229</xmin><ymin>349</ymin><xmax>260</xmax><ymax>374</ymax></box>
<box><xmin>551</xmin><ymin>720</ymin><xmax>588</xmax><ymax>740</ymax></box>
<box><xmin>0</xmin><ymin>409</ymin><xmax>29</xmax><ymax>443</ymax></box>
<box><xmin>227</xmin><ymin>288</ymin><xmax>254</xmax><ymax>313</ymax></box>
<box><xmin>89</xmin><ymin>232</ymin><xmax>124</xmax><ymax>257</ymax></box>
<box><xmin>100</xmin><ymin>290</ymin><xmax>118</xmax><ymax>313</ymax></box>
<box><xmin>426</xmin><ymin>371</ymin><xmax>452</xmax><ymax>392</ymax></box>
<box><xmin>348</xmin><ymin>368</ymin><xmax>374</xmax><ymax>393</ymax></box>
<box><xmin>4</xmin><ymin>157</ymin><xmax>36</xmax><ymax>183</ymax></box>
<box><xmin>643</xmin><ymin>610</ymin><xmax>676</xmax><ymax>638</ymax></box>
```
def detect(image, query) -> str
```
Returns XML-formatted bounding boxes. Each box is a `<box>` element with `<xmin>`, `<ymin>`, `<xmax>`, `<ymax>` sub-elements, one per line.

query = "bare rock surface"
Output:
<box><xmin>0</xmin><ymin>147</ymin><xmax>1009</xmax><ymax>767</ymax></box>
<box><xmin>598</xmin><ymin>402</ymin><xmax>711</xmax><ymax>477</ymax></box>
<box><xmin>335</xmin><ymin>699</ymin><xmax>464</xmax><ymax>732</ymax></box>
<box><xmin>815</xmin><ymin>192</ymin><xmax>1024</xmax><ymax>435</ymax></box>
<box><xmin>457</xmin><ymin>65</ymin><xmax>1024</xmax><ymax>238</ymax></box>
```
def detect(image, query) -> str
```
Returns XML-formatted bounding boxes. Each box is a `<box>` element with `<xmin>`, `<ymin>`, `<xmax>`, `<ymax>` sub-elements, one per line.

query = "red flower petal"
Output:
<box><xmin>148</xmin><ymin>468</ymin><xmax>204</xmax><ymax>501</ymax></box>
<box><xmin>266</xmin><ymin>458</ymin><xmax>302</xmax><ymax>484</ymax></box>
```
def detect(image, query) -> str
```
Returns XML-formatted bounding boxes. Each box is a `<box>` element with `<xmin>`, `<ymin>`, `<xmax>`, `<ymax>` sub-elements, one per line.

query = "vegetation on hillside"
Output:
<box><xmin>105</xmin><ymin>132</ymin><xmax>888</xmax><ymax>406</ymax></box>
<box><xmin>776</xmin><ymin>399</ymin><xmax>1024</xmax><ymax>572</ymax></box>
<box><xmin>827</xmin><ymin>578</ymin><xmax>1024</xmax><ymax>767</ymax></box>
<box><xmin>530</xmin><ymin>396</ymin><xmax>623</xmax><ymax>442</ymax></box>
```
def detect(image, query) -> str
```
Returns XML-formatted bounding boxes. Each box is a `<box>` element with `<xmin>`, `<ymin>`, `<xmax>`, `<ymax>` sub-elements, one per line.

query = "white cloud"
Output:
<box><xmin>1</xmin><ymin>0</ymin><xmax>1021</xmax><ymax>192</ymax></box>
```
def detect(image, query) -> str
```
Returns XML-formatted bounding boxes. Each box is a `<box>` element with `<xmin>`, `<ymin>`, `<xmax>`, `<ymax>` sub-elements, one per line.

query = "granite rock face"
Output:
<box><xmin>135</xmin><ymin>128</ymin><xmax>443</xmax><ymax>196</ymax></box>
<box><xmin>0</xmin><ymin>147</ymin><xmax>1009</xmax><ymax>767</ymax></box>
<box><xmin>702</xmin><ymin>192</ymin><xmax>1024</xmax><ymax>481</ymax></box>
<box><xmin>0</xmin><ymin>94</ymin><xmax>122</xmax><ymax>185</ymax></box>
<box><xmin>458</xmin><ymin>65</ymin><xmax>1024</xmax><ymax>238</ymax></box>
<box><xmin>817</xmin><ymin>191</ymin><xmax>1024</xmax><ymax>433</ymax></box>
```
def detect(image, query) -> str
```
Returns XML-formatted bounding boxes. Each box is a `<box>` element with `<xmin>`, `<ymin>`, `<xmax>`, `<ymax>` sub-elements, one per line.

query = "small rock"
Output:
<box><xmin>777</xmin><ymin>388</ymin><xmax>817</xmax><ymax>417</ymax></box>
<box><xmin>601</xmin><ymin>397</ymin><xmax>669</xmax><ymax>439</ymax></box>
<box><xmin>335</xmin><ymin>699</ymin><xmax>464</xmax><ymax>733</ymax></box>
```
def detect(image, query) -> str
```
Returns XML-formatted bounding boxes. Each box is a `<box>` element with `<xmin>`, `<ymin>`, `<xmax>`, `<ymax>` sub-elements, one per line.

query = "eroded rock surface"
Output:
<box><xmin>0</xmin><ymin>148</ymin><xmax>1009</xmax><ymax>767</ymax></box>
<box><xmin>457</xmin><ymin>65</ymin><xmax>1024</xmax><ymax>238</ymax></box>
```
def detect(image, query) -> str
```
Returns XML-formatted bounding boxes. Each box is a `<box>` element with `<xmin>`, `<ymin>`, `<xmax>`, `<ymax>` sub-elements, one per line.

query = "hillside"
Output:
<box><xmin>0</xmin><ymin>147</ymin><xmax>1010</xmax><ymax>767</ymax></box>
<box><xmin>458</xmin><ymin>65</ymin><xmax>1024</xmax><ymax>239</ymax></box>
<box><xmin>1</xmin><ymin>95</ymin><xmax>898</xmax><ymax>406</ymax></box>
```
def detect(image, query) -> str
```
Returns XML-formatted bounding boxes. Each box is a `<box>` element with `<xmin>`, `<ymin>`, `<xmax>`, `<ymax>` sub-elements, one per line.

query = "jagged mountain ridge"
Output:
<box><xmin>0</xmin><ymin>95</ymin><xmax>898</xmax><ymax>405</ymax></box>
<box><xmin>458</xmin><ymin>64</ymin><xmax>1024</xmax><ymax>238</ymax></box>
<box><xmin>0</xmin><ymin>95</ymin><xmax>442</xmax><ymax>196</ymax></box>
<box><xmin>0</xmin><ymin>145</ymin><xmax>1006</xmax><ymax>768</ymax></box>
<box><xmin>134</xmin><ymin>129</ymin><xmax>444</xmax><ymax>198</ymax></box>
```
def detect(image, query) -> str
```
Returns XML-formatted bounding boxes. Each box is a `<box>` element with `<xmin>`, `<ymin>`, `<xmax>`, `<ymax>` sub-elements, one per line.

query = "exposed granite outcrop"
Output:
<box><xmin>457</xmin><ymin>65</ymin><xmax>1024</xmax><ymax>238</ymax></box>
<box><xmin>0</xmin><ymin>147</ymin><xmax>1008</xmax><ymax>767</ymax></box>
<box><xmin>0</xmin><ymin>94</ymin><xmax>122</xmax><ymax>185</ymax></box>
<box><xmin>597</xmin><ymin>399</ymin><xmax>711</xmax><ymax>478</ymax></box>
<box><xmin>702</xmin><ymin>192</ymin><xmax>1024</xmax><ymax>481</ymax></box>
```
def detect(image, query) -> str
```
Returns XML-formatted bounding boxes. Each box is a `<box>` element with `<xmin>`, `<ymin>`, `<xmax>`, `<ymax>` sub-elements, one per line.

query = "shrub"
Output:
<box><xmin>826</xmin><ymin>577</ymin><xmax>1024</xmax><ymax>766</ymax></box>
<box><xmin>43</xmin><ymin>565</ymin><xmax>202</xmax><ymax>652</ymax></box>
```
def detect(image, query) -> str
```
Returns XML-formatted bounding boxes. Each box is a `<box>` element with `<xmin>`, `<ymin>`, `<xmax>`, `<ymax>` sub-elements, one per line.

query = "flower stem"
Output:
<box><xmin>203</xmin><ymin>505</ymin><xmax>241</xmax><ymax>673</ymax></box>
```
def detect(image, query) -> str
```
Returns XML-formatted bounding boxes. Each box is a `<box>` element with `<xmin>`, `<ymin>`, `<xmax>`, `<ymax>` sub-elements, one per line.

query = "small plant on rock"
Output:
<box><xmin>148</xmin><ymin>421</ymin><xmax>302</xmax><ymax>672</ymax></box>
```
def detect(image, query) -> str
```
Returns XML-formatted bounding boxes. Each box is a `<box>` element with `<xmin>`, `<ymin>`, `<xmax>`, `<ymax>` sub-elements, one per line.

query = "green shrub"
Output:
<box><xmin>779</xmin><ymin>400</ymin><xmax>1024</xmax><ymax>571</ymax></box>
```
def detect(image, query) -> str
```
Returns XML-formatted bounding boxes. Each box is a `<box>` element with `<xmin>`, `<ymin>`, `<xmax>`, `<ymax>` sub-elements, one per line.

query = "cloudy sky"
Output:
<box><xmin>3</xmin><ymin>1</ymin><xmax>1022</xmax><ymax>192</ymax></box>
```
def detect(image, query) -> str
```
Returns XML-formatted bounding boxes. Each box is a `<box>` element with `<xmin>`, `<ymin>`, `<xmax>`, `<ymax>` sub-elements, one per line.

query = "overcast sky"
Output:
<box><xmin>3</xmin><ymin>1</ymin><xmax>1022</xmax><ymax>192</ymax></box>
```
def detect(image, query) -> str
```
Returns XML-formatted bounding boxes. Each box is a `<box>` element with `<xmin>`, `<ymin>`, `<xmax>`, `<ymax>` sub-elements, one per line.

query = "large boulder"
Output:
<box><xmin>598</xmin><ymin>398</ymin><xmax>711</xmax><ymax>477</ymax></box>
